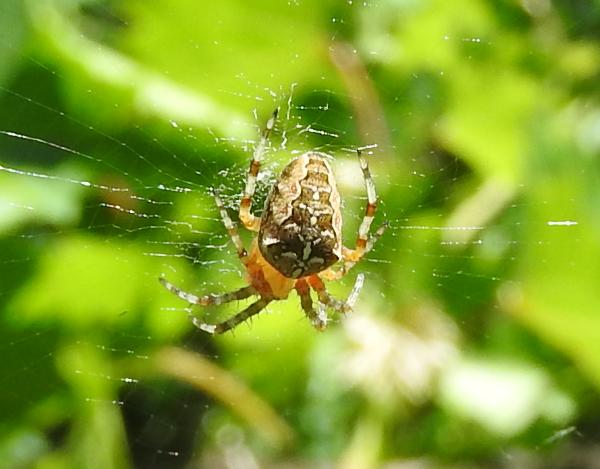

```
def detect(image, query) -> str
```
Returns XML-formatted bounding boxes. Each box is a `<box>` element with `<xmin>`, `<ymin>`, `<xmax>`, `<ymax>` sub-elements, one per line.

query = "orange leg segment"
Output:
<box><xmin>295</xmin><ymin>278</ymin><xmax>327</xmax><ymax>330</ymax></box>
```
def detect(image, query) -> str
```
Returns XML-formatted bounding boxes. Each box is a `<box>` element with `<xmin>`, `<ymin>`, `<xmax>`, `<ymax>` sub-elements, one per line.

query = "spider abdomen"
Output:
<box><xmin>259</xmin><ymin>152</ymin><xmax>342</xmax><ymax>278</ymax></box>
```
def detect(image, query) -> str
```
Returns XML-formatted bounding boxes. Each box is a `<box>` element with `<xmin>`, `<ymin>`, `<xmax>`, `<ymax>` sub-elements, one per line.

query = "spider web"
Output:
<box><xmin>0</xmin><ymin>0</ymin><xmax>595</xmax><ymax>467</ymax></box>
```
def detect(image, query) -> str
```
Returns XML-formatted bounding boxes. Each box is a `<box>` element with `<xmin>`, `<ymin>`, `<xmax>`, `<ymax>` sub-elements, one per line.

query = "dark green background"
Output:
<box><xmin>1</xmin><ymin>0</ymin><xmax>600</xmax><ymax>467</ymax></box>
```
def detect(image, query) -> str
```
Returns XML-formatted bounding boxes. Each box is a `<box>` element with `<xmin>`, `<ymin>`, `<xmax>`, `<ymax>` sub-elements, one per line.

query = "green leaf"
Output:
<box><xmin>8</xmin><ymin>235</ymin><xmax>156</xmax><ymax>329</ymax></box>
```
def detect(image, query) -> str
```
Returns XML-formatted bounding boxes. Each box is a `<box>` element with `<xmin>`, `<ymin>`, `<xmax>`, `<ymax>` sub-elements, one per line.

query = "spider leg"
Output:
<box><xmin>193</xmin><ymin>297</ymin><xmax>272</xmax><ymax>334</ymax></box>
<box><xmin>295</xmin><ymin>278</ymin><xmax>328</xmax><ymax>330</ymax></box>
<box><xmin>321</xmin><ymin>222</ymin><xmax>387</xmax><ymax>280</ymax></box>
<box><xmin>239</xmin><ymin>108</ymin><xmax>278</xmax><ymax>232</ymax></box>
<box><xmin>326</xmin><ymin>149</ymin><xmax>383</xmax><ymax>279</ymax></box>
<box><xmin>307</xmin><ymin>273</ymin><xmax>365</xmax><ymax>315</ymax></box>
<box><xmin>355</xmin><ymin>148</ymin><xmax>378</xmax><ymax>252</ymax></box>
<box><xmin>213</xmin><ymin>189</ymin><xmax>248</xmax><ymax>261</ymax></box>
<box><xmin>159</xmin><ymin>276</ymin><xmax>256</xmax><ymax>306</ymax></box>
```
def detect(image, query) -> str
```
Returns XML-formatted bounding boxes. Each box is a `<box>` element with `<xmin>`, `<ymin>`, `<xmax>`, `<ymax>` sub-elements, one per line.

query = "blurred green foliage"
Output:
<box><xmin>1</xmin><ymin>0</ymin><xmax>600</xmax><ymax>467</ymax></box>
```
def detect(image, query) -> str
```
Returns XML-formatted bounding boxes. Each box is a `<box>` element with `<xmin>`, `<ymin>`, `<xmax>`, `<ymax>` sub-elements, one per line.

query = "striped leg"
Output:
<box><xmin>321</xmin><ymin>150</ymin><xmax>384</xmax><ymax>280</ymax></box>
<box><xmin>347</xmin><ymin>149</ymin><xmax>379</xmax><ymax>260</ymax></box>
<box><xmin>321</xmin><ymin>222</ymin><xmax>387</xmax><ymax>281</ymax></box>
<box><xmin>159</xmin><ymin>276</ymin><xmax>256</xmax><ymax>306</ymax></box>
<box><xmin>295</xmin><ymin>278</ymin><xmax>328</xmax><ymax>330</ymax></box>
<box><xmin>194</xmin><ymin>297</ymin><xmax>271</xmax><ymax>334</ymax></box>
<box><xmin>239</xmin><ymin>108</ymin><xmax>278</xmax><ymax>232</ymax></box>
<box><xmin>308</xmin><ymin>273</ymin><xmax>365</xmax><ymax>315</ymax></box>
<box><xmin>213</xmin><ymin>189</ymin><xmax>248</xmax><ymax>261</ymax></box>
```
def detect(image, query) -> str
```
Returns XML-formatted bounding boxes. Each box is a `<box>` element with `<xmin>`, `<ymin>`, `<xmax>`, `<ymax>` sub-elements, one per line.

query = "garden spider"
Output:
<box><xmin>160</xmin><ymin>109</ymin><xmax>386</xmax><ymax>334</ymax></box>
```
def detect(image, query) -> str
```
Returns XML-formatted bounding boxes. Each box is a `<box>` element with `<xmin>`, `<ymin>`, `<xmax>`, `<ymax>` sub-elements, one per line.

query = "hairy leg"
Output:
<box><xmin>295</xmin><ymin>278</ymin><xmax>328</xmax><ymax>330</ymax></box>
<box><xmin>345</xmin><ymin>149</ymin><xmax>379</xmax><ymax>260</ymax></box>
<box><xmin>321</xmin><ymin>222</ymin><xmax>387</xmax><ymax>280</ymax></box>
<box><xmin>213</xmin><ymin>189</ymin><xmax>248</xmax><ymax>260</ymax></box>
<box><xmin>239</xmin><ymin>108</ymin><xmax>278</xmax><ymax>232</ymax></box>
<box><xmin>193</xmin><ymin>297</ymin><xmax>271</xmax><ymax>334</ymax></box>
<box><xmin>160</xmin><ymin>276</ymin><xmax>256</xmax><ymax>306</ymax></box>
<box><xmin>307</xmin><ymin>273</ymin><xmax>364</xmax><ymax>315</ymax></box>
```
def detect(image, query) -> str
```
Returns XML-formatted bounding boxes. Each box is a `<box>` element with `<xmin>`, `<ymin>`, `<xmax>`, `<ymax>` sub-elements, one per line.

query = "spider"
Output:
<box><xmin>160</xmin><ymin>109</ymin><xmax>386</xmax><ymax>334</ymax></box>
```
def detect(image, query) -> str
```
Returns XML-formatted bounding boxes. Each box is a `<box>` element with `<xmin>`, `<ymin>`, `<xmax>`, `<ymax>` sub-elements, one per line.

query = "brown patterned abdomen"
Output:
<box><xmin>258</xmin><ymin>152</ymin><xmax>342</xmax><ymax>278</ymax></box>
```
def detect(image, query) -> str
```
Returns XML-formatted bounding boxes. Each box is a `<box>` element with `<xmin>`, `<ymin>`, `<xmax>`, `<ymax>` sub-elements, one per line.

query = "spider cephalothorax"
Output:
<box><xmin>160</xmin><ymin>109</ymin><xmax>385</xmax><ymax>334</ymax></box>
